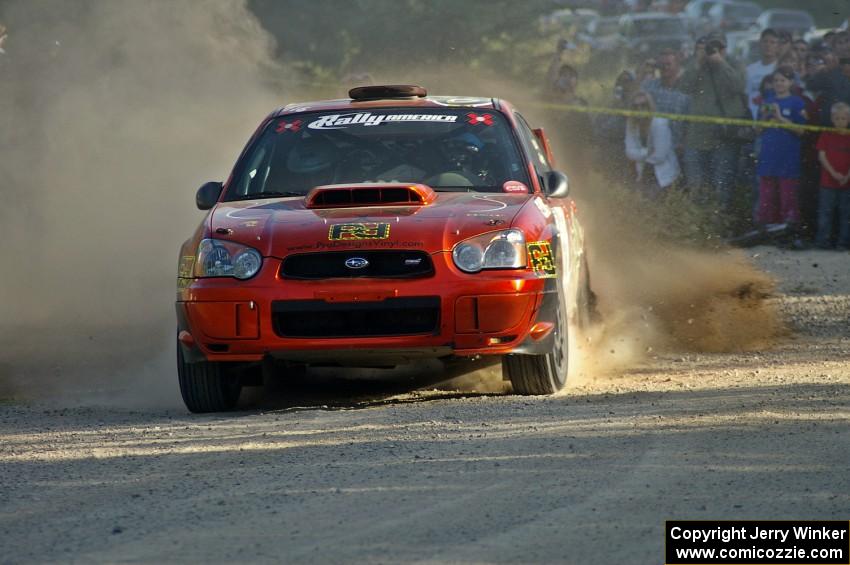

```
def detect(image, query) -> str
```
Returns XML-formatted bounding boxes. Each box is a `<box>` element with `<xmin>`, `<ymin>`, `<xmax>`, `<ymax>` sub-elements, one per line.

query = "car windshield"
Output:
<box><xmin>633</xmin><ymin>18</ymin><xmax>686</xmax><ymax>36</ymax></box>
<box><xmin>594</xmin><ymin>19</ymin><xmax>619</xmax><ymax>35</ymax></box>
<box><xmin>225</xmin><ymin>108</ymin><xmax>531</xmax><ymax>200</ymax></box>
<box><xmin>728</xmin><ymin>4</ymin><xmax>760</xmax><ymax>19</ymax></box>
<box><xmin>770</xmin><ymin>12</ymin><xmax>812</xmax><ymax>28</ymax></box>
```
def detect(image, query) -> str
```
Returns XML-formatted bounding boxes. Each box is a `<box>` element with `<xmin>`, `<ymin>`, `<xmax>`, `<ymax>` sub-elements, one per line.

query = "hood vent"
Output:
<box><xmin>305</xmin><ymin>183</ymin><xmax>436</xmax><ymax>209</ymax></box>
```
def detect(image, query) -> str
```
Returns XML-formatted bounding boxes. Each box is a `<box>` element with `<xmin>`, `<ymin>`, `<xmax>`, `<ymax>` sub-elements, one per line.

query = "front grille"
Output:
<box><xmin>272</xmin><ymin>297</ymin><xmax>440</xmax><ymax>338</ymax></box>
<box><xmin>280</xmin><ymin>251</ymin><xmax>433</xmax><ymax>279</ymax></box>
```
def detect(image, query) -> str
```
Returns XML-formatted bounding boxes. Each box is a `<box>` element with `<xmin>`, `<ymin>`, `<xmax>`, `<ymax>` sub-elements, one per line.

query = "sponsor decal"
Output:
<box><xmin>275</xmin><ymin>119</ymin><xmax>302</xmax><ymax>133</ymax></box>
<box><xmin>470</xmin><ymin>194</ymin><xmax>508</xmax><ymax>213</ymax></box>
<box><xmin>533</xmin><ymin>197</ymin><xmax>552</xmax><ymax>218</ymax></box>
<box><xmin>318</xmin><ymin>240</ymin><xmax>423</xmax><ymax>249</ymax></box>
<box><xmin>466</xmin><ymin>112</ymin><xmax>494</xmax><ymax>126</ymax></box>
<box><xmin>178</xmin><ymin>255</ymin><xmax>195</xmax><ymax>278</ymax></box>
<box><xmin>287</xmin><ymin>240</ymin><xmax>425</xmax><ymax>251</ymax></box>
<box><xmin>502</xmin><ymin>180</ymin><xmax>529</xmax><ymax>194</ymax></box>
<box><xmin>328</xmin><ymin>222</ymin><xmax>391</xmax><ymax>240</ymax></box>
<box><xmin>308</xmin><ymin>112</ymin><xmax>458</xmax><ymax>130</ymax></box>
<box><xmin>527</xmin><ymin>241</ymin><xmax>557</xmax><ymax>278</ymax></box>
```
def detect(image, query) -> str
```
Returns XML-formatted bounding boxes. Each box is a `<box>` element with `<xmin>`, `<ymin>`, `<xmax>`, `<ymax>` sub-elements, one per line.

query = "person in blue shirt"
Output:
<box><xmin>756</xmin><ymin>66</ymin><xmax>808</xmax><ymax>228</ymax></box>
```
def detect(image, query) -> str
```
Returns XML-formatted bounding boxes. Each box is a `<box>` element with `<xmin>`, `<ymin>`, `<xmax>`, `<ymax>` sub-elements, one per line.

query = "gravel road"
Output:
<box><xmin>1</xmin><ymin>246</ymin><xmax>848</xmax><ymax>564</ymax></box>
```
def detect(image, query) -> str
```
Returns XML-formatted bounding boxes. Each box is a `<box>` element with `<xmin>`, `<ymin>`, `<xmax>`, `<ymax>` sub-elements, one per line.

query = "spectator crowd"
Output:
<box><xmin>546</xmin><ymin>16</ymin><xmax>850</xmax><ymax>250</ymax></box>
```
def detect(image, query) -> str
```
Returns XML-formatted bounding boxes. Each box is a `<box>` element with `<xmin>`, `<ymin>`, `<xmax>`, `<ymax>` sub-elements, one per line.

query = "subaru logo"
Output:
<box><xmin>345</xmin><ymin>257</ymin><xmax>369</xmax><ymax>269</ymax></box>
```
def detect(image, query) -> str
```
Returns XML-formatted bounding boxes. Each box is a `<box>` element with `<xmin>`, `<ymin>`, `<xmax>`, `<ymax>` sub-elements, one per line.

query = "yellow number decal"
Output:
<box><xmin>328</xmin><ymin>222</ymin><xmax>391</xmax><ymax>240</ymax></box>
<box><xmin>527</xmin><ymin>241</ymin><xmax>557</xmax><ymax>278</ymax></box>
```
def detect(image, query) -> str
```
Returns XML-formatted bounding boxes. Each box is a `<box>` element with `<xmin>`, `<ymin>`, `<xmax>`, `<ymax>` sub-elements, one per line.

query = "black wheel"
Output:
<box><xmin>576</xmin><ymin>254</ymin><xmax>599</xmax><ymax>329</ymax></box>
<box><xmin>177</xmin><ymin>341</ymin><xmax>242</xmax><ymax>413</ymax></box>
<box><xmin>503</xmin><ymin>274</ymin><xmax>569</xmax><ymax>395</ymax></box>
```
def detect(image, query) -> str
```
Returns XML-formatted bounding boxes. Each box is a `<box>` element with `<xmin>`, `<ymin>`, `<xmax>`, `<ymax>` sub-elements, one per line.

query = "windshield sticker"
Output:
<box><xmin>329</xmin><ymin>222</ymin><xmax>391</xmax><ymax>240</ymax></box>
<box><xmin>527</xmin><ymin>241</ymin><xmax>557</xmax><ymax>278</ymax></box>
<box><xmin>502</xmin><ymin>181</ymin><xmax>529</xmax><ymax>194</ymax></box>
<box><xmin>275</xmin><ymin>119</ymin><xmax>302</xmax><ymax>133</ymax></box>
<box><xmin>308</xmin><ymin>112</ymin><xmax>458</xmax><ymax>130</ymax></box>
<box><xmin>467</xmin><ymin>113</ymin><xmax>494</xmax><ymax>126</ymax></box>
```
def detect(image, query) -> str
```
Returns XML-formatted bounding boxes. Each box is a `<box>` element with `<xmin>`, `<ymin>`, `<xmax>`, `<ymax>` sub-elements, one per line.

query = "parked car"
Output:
<box><xmin>541</xmin><ymin>8</ymin><xmax>600</xmax><ymax>33</ymax></box>
<box><xmin>175</xmin><ymin>85</ymin><xmax>595</xmax><ymax>412</ymax></box>
<box><xmin>707</xmin><ymin>1</ymin><xmax>761</xmax><ymax>32</ymax></box>
<box><xmin>683</xmin><ymin>0</ymin><xmax>727</xmax><ymax>35</ymax></box>
<box><xmin>576</xmin><ymin>16</ymin><xmax>624</xmax><ymax>52</ymax></box>
<box><xmin>753</xmin><ymin>9</ymin><xmax>816</xmax><ymax>38</ymax></box>
<box><xmin>619</xmin><ymin>12</ymin><xmax>692</xmax><ymax>59</ymax></box>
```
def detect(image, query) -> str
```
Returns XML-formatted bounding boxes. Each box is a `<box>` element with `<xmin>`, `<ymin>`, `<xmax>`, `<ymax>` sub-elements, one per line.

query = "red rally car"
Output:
<box><xmin>176</xmin><ymin>85</ymin><xmax>594</xmax><ymax>412</ymax></box>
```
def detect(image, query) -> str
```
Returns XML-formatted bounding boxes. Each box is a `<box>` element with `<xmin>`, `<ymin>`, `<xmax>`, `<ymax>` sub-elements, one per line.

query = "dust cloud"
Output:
<box><xmin>567</xmin><ymin>175</ymin><xmax>785</xmax><ymax>385</ymax></box>
<box><xmin>0</xmin><ymin>0</ymin><xmax>284</xmax><ymax>404</ymax></box>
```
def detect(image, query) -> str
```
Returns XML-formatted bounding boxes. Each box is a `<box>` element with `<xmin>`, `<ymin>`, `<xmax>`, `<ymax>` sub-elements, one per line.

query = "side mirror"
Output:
<box><xmin>196</xmin><ymin>181</ymin><xmax>223</xmax><ymax>210</ymax></box>
<box><xmin>543</xmin><ymin>170</ymin><xmax>569</xmax><ymax>198</ymax></box>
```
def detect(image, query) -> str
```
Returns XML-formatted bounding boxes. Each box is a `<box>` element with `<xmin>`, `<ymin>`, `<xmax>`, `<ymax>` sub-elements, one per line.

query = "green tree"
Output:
<box><xmin>250</xmin><ymin>0</ymin><xmax>553</xmax><ymax>77</ymax></box>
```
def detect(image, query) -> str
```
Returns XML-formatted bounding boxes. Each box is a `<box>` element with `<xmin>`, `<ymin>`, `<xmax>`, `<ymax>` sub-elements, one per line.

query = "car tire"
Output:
<box><xmin>576</xmin><ymin>254</ymin><xmax>598</xmax><ymax>329</ymax></box>
<box><xmin>177</xmin><ymin>341</ymin><xmax>242</xmax><ymax>413</ymax></box>
<box><xmin>503</xmin><ymin>270</ymin><xmax>570</xmax><ymax>395</ymax></box>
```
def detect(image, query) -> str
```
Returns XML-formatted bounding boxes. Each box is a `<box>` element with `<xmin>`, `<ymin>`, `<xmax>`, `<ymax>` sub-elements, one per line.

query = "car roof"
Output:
<box><xmin>621</xmin><ymin>11</ymin><xmax>684</xmax><ymax>20</ymax></box>
<box><xmin>270</xmin><ymin>95</ymin><xmax>500</xmax><ymax>119</ymax></box>
<box><xmin>711</xmin><ymin>0</ymin><xmax>760</xmax><ymax>9</ymax></box>
<box><xmin>760</xmin><ymin>9</ymin><xmax>812</xmax><ymax>17</ymax></box>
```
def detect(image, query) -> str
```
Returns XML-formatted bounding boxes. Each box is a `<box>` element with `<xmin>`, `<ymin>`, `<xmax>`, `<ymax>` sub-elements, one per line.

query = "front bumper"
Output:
<box><xmin>176</xmin><ymin>253</ymin><xmax>558</xmax><ymax>365</ymax></box>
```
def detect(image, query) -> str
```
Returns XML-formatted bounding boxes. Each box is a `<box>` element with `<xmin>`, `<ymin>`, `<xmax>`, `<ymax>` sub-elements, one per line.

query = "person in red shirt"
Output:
<box><xmin>815</xmin><ymin>102</ymin><xmax>850</xmax><ymax>249</ymax></box>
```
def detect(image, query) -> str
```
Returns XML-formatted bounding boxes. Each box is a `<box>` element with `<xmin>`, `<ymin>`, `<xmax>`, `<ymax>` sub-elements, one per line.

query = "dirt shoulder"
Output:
<box><xmin>1</xmin><ymin>247</ymin><xmax>848</xmax><ymax>564</ymax></box>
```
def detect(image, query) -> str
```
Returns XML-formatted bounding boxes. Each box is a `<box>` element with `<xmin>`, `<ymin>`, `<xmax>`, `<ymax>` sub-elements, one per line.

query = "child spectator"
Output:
<box><xmin>756</xmin><ymin>66</ymin><xmax>808</xmax><ymax>230</ymax></box>
<box><xmin>815</xmin><ymin>102</ymin><xmax>850</xmax><ymax>249</ymax></box>
<box><xmin>624</xmin><ymin>91</ymin><xmax>680</xmax><ymax>197</ymax></box>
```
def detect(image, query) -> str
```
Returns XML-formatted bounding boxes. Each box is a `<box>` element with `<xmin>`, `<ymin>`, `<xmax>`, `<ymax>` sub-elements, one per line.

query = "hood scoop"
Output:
<box><xmin>305</xmin><ymin>183</ymin><xmax>437</xmax><ymax>209</ymax></box>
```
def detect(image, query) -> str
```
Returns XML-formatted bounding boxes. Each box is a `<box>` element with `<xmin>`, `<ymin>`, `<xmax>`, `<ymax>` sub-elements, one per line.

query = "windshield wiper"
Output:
<box><xmin>227</xmin><ymin>191</ymin><xmax>305</xmax><ymax>201</ymax></box>
<box><xmin>431</xmin><ymin>186</ymin><xmax>474</xmax><ymax>192</ymax></box>
<box><xmin>432</xmin><ymin>186</ymin><xmax>503</xmax><ymax>192</ymax></box>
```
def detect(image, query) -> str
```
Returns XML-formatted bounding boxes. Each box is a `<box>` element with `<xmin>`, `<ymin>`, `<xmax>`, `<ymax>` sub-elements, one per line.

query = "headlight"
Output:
<box><xmin>194</xmin><ymin>238</ymin><xmax>262</xmax><ymax>280</ymax></box>
<box><xmin>452</xmin><ymin>229</ymin><xmax>526</xmax><ymax>273</ymax></box>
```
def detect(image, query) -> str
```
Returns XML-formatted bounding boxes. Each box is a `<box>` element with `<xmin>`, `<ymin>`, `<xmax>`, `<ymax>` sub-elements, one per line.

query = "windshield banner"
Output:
<box><xmin>308</xmin><ymin>112</ymin><xmax>458</xmax><ymax>129</ymax></box>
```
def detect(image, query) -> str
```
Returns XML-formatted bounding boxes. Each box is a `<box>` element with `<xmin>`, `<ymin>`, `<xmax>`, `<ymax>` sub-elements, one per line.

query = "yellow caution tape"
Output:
<box><xmin>530</xmin><ymin>101</ymin><xmax>848</xmax><ymax>135</ymax></box>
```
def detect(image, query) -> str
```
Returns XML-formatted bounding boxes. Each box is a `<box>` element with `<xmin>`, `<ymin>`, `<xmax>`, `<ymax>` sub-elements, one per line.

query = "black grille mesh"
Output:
<box><xmin>280</xmin><ymin>251</ymin><xmax>433</xmax><ymax>279</ymax></box>
<box><xmin>272</xmin><ymin>297</ymin><xmax>440</xmax><ymax>338</ymax></box>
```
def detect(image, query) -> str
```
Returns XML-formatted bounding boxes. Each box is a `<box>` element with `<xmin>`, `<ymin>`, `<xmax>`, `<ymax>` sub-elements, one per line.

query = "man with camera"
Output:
<box><xmin>807</xmin><ymin>35</ymin><xmax>850</xmax><ymax>126</ymax></box>
<box><xmin>746</xmin><ymin>29</ymin><xmax>780</xmax><ymax>119</ymax></box>
<box><xmin>679</xmin><ymin>34</ymin><xmax>747</xmax><ymax>210</ymax></box>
